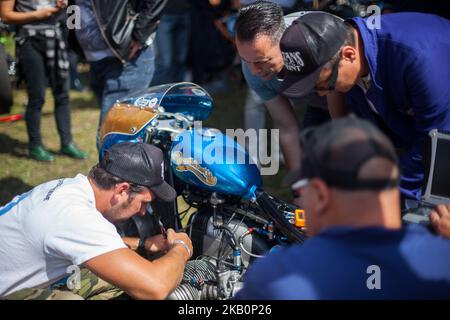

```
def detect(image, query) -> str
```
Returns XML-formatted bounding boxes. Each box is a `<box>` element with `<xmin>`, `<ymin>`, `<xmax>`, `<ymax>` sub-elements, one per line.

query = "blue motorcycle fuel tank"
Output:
<box><xmin>170</xmin><ymin>127</ymin><xmax>262</xmax><ymax>199</ymax></box>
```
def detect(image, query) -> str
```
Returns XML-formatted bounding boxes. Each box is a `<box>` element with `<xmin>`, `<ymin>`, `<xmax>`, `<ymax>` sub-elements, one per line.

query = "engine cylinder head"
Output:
<box><xmin>166</xmin><ymin>260</ymin><xmax>217</xmax><ymax>300</ymax></box>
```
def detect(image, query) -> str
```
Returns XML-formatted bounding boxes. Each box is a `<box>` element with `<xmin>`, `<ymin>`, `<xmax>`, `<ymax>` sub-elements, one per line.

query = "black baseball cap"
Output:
<box><xmin>284</xmin><ymin>117</ymin><xmax>400</xmax><ymax>191</ymax></box>
<box><xmin>100</xmin><ymin>142</ymin><xmax>177</xmax><ymax>202</ymax></box>
<box><xmin>280</xmin><ymin>11</ymin><xmax>347</xmax><ymax>98</ymax></box>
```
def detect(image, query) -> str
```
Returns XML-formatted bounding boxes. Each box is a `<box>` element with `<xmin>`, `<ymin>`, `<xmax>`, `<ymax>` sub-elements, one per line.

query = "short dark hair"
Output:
<box><xmin>343</xmin><ymin>23</ymin><xmax>356</xmax><ymax>47</ymax></box>
<box><xmin>235</xmin><ymin>0</ymin><xmax>285</xmax><ymax>44</ymax></box>
<box><xmin>88</xmin><ymin>165</ymin><xmax>148</xmax><ymax>198</ymax></box>
<box><xmin>325</xmin><ymin>23</ymin><xmax>356</xmax><ymax>68</ymax></box>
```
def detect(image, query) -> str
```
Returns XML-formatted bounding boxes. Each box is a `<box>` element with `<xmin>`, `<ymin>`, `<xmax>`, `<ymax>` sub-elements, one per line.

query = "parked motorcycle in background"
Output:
<box><xmin>99</xmin><ymin>82</ymin><xmax>307</xmax><ymax>300</ymax></box>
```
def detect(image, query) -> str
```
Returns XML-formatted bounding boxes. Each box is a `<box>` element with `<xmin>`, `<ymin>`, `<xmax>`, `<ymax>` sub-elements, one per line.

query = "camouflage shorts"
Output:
<box><xmin>5</xmin><ymin>268</ymin><xmax>124</xmax><ymax>300</ymax></box>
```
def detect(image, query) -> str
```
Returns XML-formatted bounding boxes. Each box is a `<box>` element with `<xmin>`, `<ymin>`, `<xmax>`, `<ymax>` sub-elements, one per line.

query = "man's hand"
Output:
<box><xmin>166</xmin><ymin>228</ymin><xmax>193</xmax><ymax>260</ymax></box>
<box><xmin>430</xmin><ymin>205</ymin><xmax>450</xmax><ymax>239</ymax></box>
<box><xmin>1</xmin><ymin>0</ymin><xmax>63</xmax><ymax>24</ymax></box>
<box><xmin>144</xmin><ymin>234</ymin><xmax>170</xmax><ymax>253</ymax></box>
<box><xmin>129</xmin><ymin>40</ymin><xmax>142</xmax><ymax>60</ymax></box>
<box><xmin>33</xmin><ymin>6</ymin><xmax>61</xmax><ymax>20</ymax></box>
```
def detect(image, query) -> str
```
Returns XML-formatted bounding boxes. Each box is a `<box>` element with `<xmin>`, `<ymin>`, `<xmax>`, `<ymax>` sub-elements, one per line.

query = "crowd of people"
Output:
<box><xmin>0</xmin><ymin>0</ymin><xmax>450</xmax><ymax>300</ymax></box>
<box><xmin>0</xmin><ymin>0</ymin><xmax>244</xmax><ymax>154</ymax></box>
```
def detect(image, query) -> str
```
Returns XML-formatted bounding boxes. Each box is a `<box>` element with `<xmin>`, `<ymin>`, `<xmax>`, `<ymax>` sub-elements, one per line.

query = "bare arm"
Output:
<box><xmin>0</xmin><ymin>0</ymin><xmax>63</xmax><ymax>25</ymax></box>
<box><xmin>84</xmin><ymin>229</ymin><xmax>192</xmax><ymax>300</ymax></box>
<box><xmin>265</xmin><ymin>95</ymin><xmax>301</xmax><ymax>172</ymax></box>
<box><xmin>327</xmin><ymin>92</ymin><xmax>349</xmax><ymax>119</ymax></box>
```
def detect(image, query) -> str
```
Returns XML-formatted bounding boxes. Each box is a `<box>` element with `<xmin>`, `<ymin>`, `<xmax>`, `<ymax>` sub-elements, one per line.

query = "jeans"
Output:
<box><xmin>151</xmin><ymin>12</ymin><xmax>191</xmax><ymax>85</ymax></box>
<box><xmin>89</xmin><ymin>45</ymin><xmax>155</xmax><ymax>148</ymax></box>
<box><xmin>18</xmin><ymin>37</ymin><xmax>72</xmax><ymax>148</ymax></box>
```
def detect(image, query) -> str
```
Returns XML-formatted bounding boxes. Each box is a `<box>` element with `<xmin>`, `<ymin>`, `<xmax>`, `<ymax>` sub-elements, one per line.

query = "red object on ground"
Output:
<box><xmin>0</xmin><ymin>114</ymin><xmax>24</xmax><ymax>122</ymax></box>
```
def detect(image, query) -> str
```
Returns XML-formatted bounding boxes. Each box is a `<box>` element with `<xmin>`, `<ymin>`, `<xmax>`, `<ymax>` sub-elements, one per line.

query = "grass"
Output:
<box><xmin>0</xmin><ymin>63</ymin><xmax>293</xmax><ymax>205</ymax></box>
<box><xmin>0</xmin><ymin>86</ymin><xmax>99</xmax><ymax>204</ymax></box>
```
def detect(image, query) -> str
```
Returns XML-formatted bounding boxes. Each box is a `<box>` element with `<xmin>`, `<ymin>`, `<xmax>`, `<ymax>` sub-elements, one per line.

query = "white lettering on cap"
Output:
<box><xmin>282</xmin><ymin>51</ymin><xmax>305</xmax><ymax>72</ymax></box>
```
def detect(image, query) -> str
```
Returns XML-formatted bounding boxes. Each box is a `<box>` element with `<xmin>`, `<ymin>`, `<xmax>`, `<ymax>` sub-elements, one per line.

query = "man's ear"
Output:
<box><xmin>112</xmin><ymin>182</ymin><xmax>131</xmax><ymax>202</ymax></box>
<box><xmin>310</xmin><ymin>178</ymin><xmax>331</xmax><ymax>216</ymax></box>
<box><xmin>340</xmin><ymin>45</ymin><xmax>357</xmax><ymax>63</ymax></box>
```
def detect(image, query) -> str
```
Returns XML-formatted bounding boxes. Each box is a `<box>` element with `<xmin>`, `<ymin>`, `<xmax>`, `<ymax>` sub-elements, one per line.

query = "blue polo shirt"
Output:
<box><xmin>235</xmin><ymin>225</ymin><xmax>450</xmax><ymax>300</ymax></box>
<box><xmin>344</xmin><ymin>13</ymin><xmax>450</xmax><ymax>200</ymax></box>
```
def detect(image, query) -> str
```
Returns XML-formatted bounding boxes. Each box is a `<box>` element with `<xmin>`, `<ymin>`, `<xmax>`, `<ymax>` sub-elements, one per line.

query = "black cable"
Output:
<box><xmin>215</xmin><ymin>225</ymin><xmax>238</xmax><ymax>250</ymax></box>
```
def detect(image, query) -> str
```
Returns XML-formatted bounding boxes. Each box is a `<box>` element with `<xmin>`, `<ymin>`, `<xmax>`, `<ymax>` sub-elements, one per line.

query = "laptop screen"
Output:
<box><xmin>430</xmin><ymin>138</ymin><xmax>450</xmax><ymax>198</ymax></box>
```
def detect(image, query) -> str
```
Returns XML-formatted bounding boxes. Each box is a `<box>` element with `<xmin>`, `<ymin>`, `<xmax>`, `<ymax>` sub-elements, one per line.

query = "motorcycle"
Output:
<box><xmin>99</xmin><ymin>82</ymin><xmax>307</xmax><ymax>300</ymax></box>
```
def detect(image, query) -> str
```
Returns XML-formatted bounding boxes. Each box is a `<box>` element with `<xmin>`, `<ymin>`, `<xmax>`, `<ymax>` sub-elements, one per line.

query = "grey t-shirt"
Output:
<box><xmin>14</xmin><ymin>0</ymin><xmax>65</xmax><ymax>28</ymax></box>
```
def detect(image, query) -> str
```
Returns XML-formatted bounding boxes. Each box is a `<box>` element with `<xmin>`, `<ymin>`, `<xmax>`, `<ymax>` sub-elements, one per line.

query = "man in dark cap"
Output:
<box><xmin>279</xmin><ymin>11</ymin><xmax>450</xmax><ymax>203</ymax></box>
<box><xmin>236</xmin><ymin>117</ymin><xmax>450</xmax><ymax>299</ymax></box>
<box><xmin>0</xmin><ymin>142</ymin><xmax>192</xmax><ymax>300</ymax></box>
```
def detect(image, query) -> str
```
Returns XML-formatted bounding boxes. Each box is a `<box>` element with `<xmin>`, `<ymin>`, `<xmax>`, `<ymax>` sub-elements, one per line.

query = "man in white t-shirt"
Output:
<box><xmin>0</xmin><ymin>142</ymin><xmax>192</xmax><ymax>300</ymax></box>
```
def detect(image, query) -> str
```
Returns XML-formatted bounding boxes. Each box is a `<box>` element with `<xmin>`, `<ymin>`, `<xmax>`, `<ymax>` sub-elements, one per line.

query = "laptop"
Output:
<box><xmin>402</xmin><ymin>129</ymin><xmax>450</xmax><ymax>225</ymax></box>
<box><xmin>421</xmin><ymin>129</ymin><xmax>450</xmax><ymax>206</ymax></box>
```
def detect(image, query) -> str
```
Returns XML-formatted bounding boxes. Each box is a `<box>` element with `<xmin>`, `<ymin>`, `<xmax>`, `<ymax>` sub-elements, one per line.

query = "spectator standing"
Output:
<box><xmin>1</xmin><ymin>0</ymin><xmax>88</xmax><ymax>161</ymax></box>
<box><xmin>151</xmin><ymin>0</ymin><xmax>191</xmax><ymax>85</ymax></box>
<box><xmin>71</xmin><ymin>0</ymin><xmax>167</xmax><ymax>148</ymax></box>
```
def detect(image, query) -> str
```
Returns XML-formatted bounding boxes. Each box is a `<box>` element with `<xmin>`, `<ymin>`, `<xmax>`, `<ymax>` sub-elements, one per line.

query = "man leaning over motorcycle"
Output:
<box><xmin>0</xmin><ymin>142</ymin><xmax>192</xmax><ymax>300</ymax></box>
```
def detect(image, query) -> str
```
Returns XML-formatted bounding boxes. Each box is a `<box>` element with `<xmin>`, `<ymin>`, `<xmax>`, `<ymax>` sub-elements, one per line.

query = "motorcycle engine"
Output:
<box><xmin>118</xmin><ymin>188</ymin><xmax>303</xmax><ymax>300</ymax></box>
<box><xmin>167</xmin><ymin>198</ymin><xmax>276</xmax><ymax>300</ymax></box>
